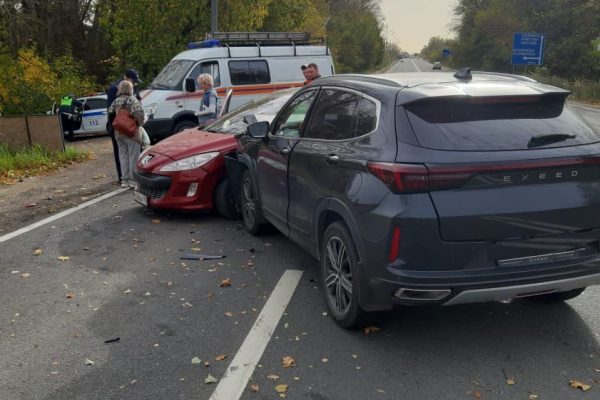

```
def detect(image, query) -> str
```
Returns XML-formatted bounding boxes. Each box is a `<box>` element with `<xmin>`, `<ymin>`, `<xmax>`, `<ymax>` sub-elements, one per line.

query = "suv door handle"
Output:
<box><xmin>280</xmin><ymin>147</ymin><xmax>290</xmax><ymax>155</ymax></box>
<box><xmin>326</xmin><ymin>155</ymin><xmax>340</xmax><ymax>165</ymax></box>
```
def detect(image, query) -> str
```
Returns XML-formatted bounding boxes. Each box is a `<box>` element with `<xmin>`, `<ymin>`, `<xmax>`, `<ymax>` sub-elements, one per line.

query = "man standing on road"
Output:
<box><xmin>58</xmin><ymin>94</ymin><xmax>82</xmax><ymax>141</ymax></box>
<box><xmin>301</xmin><ymin>63</ymin><xmax>322</xmax><ymax>85</ymax></box>
<box><xmin>106</xmin><ymin>69</ymin><xmax>142</xmax><ymax>184</ymax></box>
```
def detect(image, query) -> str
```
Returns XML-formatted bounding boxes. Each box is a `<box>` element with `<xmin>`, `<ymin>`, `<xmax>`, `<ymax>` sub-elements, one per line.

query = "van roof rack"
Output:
<box><xmin>204</xmin><ymin>32</ymin><xmax>324</xmax><ymax>45</ymax></box>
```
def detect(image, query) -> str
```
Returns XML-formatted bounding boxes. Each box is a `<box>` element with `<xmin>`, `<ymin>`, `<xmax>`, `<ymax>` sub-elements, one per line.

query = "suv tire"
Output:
<box><xmin>214</xmin><ymin>178</ymin><xmax>241</xmax><ymax>220</ymax></box>
<box><xmin>528</xmin><ymin>287</ymin><xmax>586</xmax><ymax>303</ymax></box>
<box><xmin>321</xmin><ymin>221</ymin><xmax>367</xmax><ymax>328</ymax></box>
<box><xmin>241</xmin><ymin>170</ymin><xmax>267</xmax><ymax>235</ymax></box>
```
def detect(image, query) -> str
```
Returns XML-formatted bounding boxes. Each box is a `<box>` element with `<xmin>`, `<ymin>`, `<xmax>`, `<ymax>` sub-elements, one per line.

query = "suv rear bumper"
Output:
<box><xmin>444</xmin><ymin>272</ymin><xmax>600</xmax><ymax>305</ymax></box>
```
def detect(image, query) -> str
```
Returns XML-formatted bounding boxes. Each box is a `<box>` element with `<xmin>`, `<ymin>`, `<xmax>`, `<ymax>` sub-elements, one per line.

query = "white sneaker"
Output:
<box><xmin>120</xmin><ymin>180</ymin><xmax>129</xmax><ymax>188</ymax></box>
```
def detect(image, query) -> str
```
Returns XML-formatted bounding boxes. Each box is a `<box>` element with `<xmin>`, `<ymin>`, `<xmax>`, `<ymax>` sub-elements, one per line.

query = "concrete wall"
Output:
<box><xmin>0</xmin><ymin>115</ymin><xmax>64</xmax><ymax>152</ymax></box>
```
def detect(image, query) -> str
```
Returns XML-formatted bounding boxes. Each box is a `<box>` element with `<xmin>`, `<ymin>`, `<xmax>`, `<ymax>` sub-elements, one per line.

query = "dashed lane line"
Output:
<box><xmin>209</xmin><ymin>269</ymin><xmax>304</xmax><ymax>400</ymax></box>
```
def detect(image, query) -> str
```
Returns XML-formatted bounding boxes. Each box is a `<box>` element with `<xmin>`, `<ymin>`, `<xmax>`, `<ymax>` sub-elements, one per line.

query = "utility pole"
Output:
<box><xmin>211</xmin><ymin>0</ymin><xmax>218</xmax><ymax>33</ymax></box>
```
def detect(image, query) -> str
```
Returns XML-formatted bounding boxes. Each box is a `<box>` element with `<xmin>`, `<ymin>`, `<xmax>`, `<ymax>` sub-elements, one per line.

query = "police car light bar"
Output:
<box><xmin>206</xmin><ymin>32</ymin><xmax>315</xmax><ymax>43</ymax></box>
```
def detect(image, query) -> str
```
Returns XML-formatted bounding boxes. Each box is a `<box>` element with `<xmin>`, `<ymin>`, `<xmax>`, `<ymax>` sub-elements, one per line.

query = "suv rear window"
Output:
<box><xmin>403</xmin><ymin>95</ymin><xmax>600</xmax><ymax>150</ymax></box>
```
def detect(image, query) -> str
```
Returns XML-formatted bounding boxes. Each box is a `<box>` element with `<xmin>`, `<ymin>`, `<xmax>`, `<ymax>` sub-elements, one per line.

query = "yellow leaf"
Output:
<box><xmin>58</xmin><ymin>256</ymin><xmax>70</xmax><ymax>261</ymax></box>
<box><xmin>20</xmin><ymin>273</ymin><xmax>31</xmax><ymax>278</ymax></box>
<box><xmin>275</xmin><ymin>384</ymin><xmax>288</xmax><ymax>393</ymax></box>
<box><xmin>363</xmin><ymin>326</ymin><xmax>380</xmax><ymax>335</ymax></box>
<box><xmin>250</xmin><ymin>384</ymin><xmax>259</xmax><ymax>392</ymax></box>
<box><xmin>569</xmin><ymin>380</ymin><xmax>591</xmax><ymax>391</ymax></box>
<box><xmin>224</xmin><ymin>312</ymin><xmax>234</xmax><ymax>317</ymax></box>
<box><xmin>506</xmin><ymin>378</ymin><xmax>516</xmax><ymax>385</ymax></box>
<box><xmin>282</xmin><ymin>356</ymin><xmax>295</xmax><ymax>368</ymax></box>
<box><xmin>219</xmin><ymin>278</ymin><xmax>231</xmax><ymax>287</ymax></box>
<box><xmin>215</xmin><ymin>354</ymin><xmax>228</xmax><ymax>361</ymax></box>
<box><xmin>33</xmin><ymin>248</ymin><xmax>43</xmax><ymax>256</ymax></box>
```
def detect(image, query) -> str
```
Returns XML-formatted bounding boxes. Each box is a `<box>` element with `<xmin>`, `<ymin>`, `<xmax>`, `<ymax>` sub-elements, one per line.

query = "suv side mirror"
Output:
<box><xmin>246</xmin><ymin>121</ymin><xmax>270</xmax><ymax>138</ymax></box>
<box><xmin>185</xmin><ymin>78</ymin><xmax>196</xmax><ymax>93</ymax></box>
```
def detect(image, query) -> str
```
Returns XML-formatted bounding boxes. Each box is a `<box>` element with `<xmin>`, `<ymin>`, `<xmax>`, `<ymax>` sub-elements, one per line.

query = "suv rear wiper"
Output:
<box><xmin>527</xmin><ymin>133</ymin><xmax>576</xmax><ymax>148</ymax></box>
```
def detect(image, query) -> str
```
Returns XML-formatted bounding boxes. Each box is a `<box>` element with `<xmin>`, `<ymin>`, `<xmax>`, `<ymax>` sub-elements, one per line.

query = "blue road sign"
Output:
<box><xmin>442</xmin><ymin>48</ymin><xmax>451</xmax><ymax>58</ymax></box>
<box><xmin>512</xmin><ymin>32</ymin><xmax>545</xmax><ymax>65</ymax></box>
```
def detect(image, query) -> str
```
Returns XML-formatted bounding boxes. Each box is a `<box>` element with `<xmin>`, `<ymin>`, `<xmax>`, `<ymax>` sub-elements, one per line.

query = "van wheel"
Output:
<box><xmin>214</xmin><ymin>178</ymin><xmax>241</xmax><ymax>220</ymax></box>
<box><xmin>528</xmin><ymin>287</ymin><xmax>586</xmax><ymax>303</ymax></box>
<box><xmin>240</xmin><ymin>170</ymin><xmax>267</xmax><ymax>235</ymax></box>
<box><xmin>173</xmin><ymin>120</ymin><xmax>197</xmax><ymax>133</ymax></box>
<box><xmin>321</xmin><ymin>221</ymin><xmax>367</xmax><ymax>329</ymax></box>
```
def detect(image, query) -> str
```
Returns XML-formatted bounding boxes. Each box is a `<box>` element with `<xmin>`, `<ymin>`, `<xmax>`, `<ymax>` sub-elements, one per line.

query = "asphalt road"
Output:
<box><xmin>2</xmin><ymin>65</ymin><xmax>600</xmax><ymax>399</ymax></box>
<box><xmin>2</xmin><ymin>178</ymin><xmax>600</xmax><ymax>400</ymax></box>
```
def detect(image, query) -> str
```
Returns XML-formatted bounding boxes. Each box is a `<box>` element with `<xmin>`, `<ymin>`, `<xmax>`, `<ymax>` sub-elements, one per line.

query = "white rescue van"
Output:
<box><xmin>141</xmin><ymin>32</ymin><xmax>335</xmax><ymax>142</ymax></box>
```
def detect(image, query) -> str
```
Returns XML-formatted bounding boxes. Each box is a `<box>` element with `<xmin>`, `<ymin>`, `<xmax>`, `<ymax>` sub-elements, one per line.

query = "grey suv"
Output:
<box><xmin>227</xmin><ymin>70</ymin><xmax>600</xmax><ymax>328</ymax></box>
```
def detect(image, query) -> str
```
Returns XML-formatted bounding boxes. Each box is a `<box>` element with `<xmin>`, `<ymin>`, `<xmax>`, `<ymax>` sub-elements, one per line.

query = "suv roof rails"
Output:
<box><xmin>322</xmin><ymin>74</ymin><xmax>405</xmax><ymax>88</ymax></box>
<box><xmin>471</xmin><ymin>70</ymin><xmax>538</xmax><ymax>83</ymax></box>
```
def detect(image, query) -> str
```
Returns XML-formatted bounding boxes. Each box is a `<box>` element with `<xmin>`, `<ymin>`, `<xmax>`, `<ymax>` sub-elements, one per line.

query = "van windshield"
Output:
<box><xmin>150</xmin><ymin>59</ymin><xmax>195</xmax><ymax>90</ymax></box>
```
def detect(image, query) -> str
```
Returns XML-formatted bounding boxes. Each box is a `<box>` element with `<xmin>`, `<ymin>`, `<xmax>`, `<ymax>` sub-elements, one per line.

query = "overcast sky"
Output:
<box><xmin>379</xmin><ymin>0</ymin><xmax>457</xmax><ymax>53</ymax></box>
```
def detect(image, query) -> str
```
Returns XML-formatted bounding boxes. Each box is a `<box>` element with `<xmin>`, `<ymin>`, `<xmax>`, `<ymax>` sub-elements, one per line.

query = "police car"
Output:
<box><xmin>53</xmin><ymin>94</ymin><xmax>109</xmax><ymax>140</ymax></box>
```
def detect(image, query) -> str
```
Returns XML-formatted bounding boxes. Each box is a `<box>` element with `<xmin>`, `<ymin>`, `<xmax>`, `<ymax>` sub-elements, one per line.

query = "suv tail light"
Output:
<box><xmin>368</xmin><ymin>156</ymin><xmax>600</xmax><ymax>194</ymax></box>
<box><xmin>367</xmin><ymin>162</ymin><xmax>468</xmax><ymax>193</ymax></box>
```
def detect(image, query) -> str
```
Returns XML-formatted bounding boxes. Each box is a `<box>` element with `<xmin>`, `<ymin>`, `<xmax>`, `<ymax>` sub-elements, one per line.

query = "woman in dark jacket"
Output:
<box><xmin>108</xmin><ymin>80</ymin><xmax>145</xmax><ymax>188</ymax></box>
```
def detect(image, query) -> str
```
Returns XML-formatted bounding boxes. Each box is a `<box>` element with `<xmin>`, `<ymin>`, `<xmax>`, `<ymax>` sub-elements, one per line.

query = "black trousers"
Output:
<box><xmin>107</xmin><ymin>117</ymin><xmax>122</xmax><ymax>181</ymax></box>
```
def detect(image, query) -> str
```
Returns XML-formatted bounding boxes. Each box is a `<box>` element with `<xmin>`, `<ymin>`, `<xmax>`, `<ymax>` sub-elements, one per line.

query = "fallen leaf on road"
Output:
<box><xmin>149</xmin><ymin>256</ymin><xmax>156</xmax><ymax>262</ymax></box>
<box><xmin>215</xmin><ymin>354</ymin><xmax>228</xmax><ymax>361</ymax></box>
<box><xmin>219</xmin><ymin>278</ymin><xmax>231</xmax><ymax>287</ymax></box>
<box><xmin>267</xmin><ymin>374</ymin><xmax>280</xmax><ymax>380</ymax></box>
<box><xmin>66</xmin><ymin>293</ymin><xmax>75</xmax><ymax>299</ymax></box>
<box><xmin>363</xmin><ymin>326</ymin><xmax>380</xmax><ymax>335</ymax></box>
<box><xmin>322</xmin><ymin>358</ymin><xmax>328</xmax><ymax>363</ymax></box>
<box><xmin>205</xmin><ymin>374</ymin><xmax>218</xmax><ymax>384</ymax></box>
<box><xmin>144</xmin><ymin>292</ymin><xmax>152</xmax><ymax>296</ymax></box>
<box><xmin>471</xmin><ymin>391</ymin><xmax>482</xmax><ymax>400</ymax></box>
<box><xmin>191</xmin><ymin>247</ymin><xmax>202</xmax><ymax>252</ymax></box>
<box><xmin>282</xmin><ymin>356</ymin><xmax>295</xmax><ymax>368</ymax></box>
<box><xmin>506</xmin><ymin>378</ymin><xmax>516</xmax><ymax>385</ymax></box>
<box><xmin>93</xmin><ymin>174</ymin><xmax>106</xmax><ymax>180</ymax></box>
<box><xmin>151</xmin><ymin>219</ymin><xmax>161</xmax><ymax>224</ymax></box>
<box><xmin>84</xmin><ymin>359</ymin><xmax>94</xmax><ymax>366</ymax></box>
<box><xmin>191</xmin><ymin>357</ymin><xmax>202</xmax><ymax>364</ymax></box>
<box><xmin>275</xmin><ymin>384</ymin><xmax>288</xmax><ymax>393</ymax></box>
<box><xmin>20</xmin><ymin>273</ymin><xmax>30</xmax><ymax>278</ymax></box>
<box><xmin>25</xmin><ymin>203</ymin><xmax>37</xmax><ymax>208</ymax></box>
<box><xmin>224</xmin><ymin>312</ymin><xmax>234</xmax><ymax>317</ymax></box>
<box><xmin>204</xmin><ymin>361</ymin><xmax>210</xmax><ymax>367</ymax></box>
<box><xmin>123</xmin><ymin>289</ymin><xmax>132</xmax><ymax>294</ymax></box>
<box><xmin>250</xmin><ymin>383</ymin><xmax>259</xmax><ymax>392</ymax></box>
<box><xmin>33</xmin><ymin>248</ymin><xmax>43</xmax><ymax>256</ymax></box>
<box><xmin>57</xmin><ymin>256</ymin><xmax>70</xmax><ymax>261</ymax></box>
<box><xmin>528</xmin><ymin>394</ymin><xmax>539</xmax><ymax>400</ymax></box>
<box><xmin>569</xmin><ymin>380</ymin><xmax>591</xmax><ymax>391</ymax></box>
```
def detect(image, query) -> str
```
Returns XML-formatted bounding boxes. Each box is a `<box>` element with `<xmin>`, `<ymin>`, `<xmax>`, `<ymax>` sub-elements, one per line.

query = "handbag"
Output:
<box><xmin>112</xmin><ymin>106</ymin><xmax>138</xmax><ymax>137</ymax></box>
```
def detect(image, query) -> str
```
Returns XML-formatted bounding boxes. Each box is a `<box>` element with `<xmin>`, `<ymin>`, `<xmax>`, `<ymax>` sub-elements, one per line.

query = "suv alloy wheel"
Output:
<box><xmin>240</xmin><ymin>170</ymin><xmax>267</xmax><ymax>235</ymax></box>
<box><xmin>321</xmin><ymin>222</ymin><xmax>366</xmax><ymax>328</ymax></box>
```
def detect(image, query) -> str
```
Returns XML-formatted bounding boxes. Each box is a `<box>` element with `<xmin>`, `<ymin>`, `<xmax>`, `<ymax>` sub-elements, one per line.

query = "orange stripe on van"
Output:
<box><xmin>165</xmin><ymin>82</ymin><xmax>304</xmax><ymax>101</ymax></box>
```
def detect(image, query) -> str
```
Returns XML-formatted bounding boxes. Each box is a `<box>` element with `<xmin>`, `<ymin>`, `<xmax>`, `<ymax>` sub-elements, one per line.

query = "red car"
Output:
<box><xmin>132</xmin><ymin>88</ymin><xmax>295</xmax><ymax>218</ymax></box>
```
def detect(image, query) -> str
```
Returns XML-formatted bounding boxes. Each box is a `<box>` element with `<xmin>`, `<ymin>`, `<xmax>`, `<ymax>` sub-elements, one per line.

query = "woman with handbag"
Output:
<box><xmin>108</xmin><ymin>80</ymin><xmax>145</xmax><ymax>188</ymax></box>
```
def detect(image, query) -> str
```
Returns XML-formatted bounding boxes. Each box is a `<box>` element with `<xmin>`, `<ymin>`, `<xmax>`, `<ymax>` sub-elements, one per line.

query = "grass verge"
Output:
<box><xmin>0</xmin><ymin>144</ymin><xmax>91</xmax><ymax>184</ymax></box>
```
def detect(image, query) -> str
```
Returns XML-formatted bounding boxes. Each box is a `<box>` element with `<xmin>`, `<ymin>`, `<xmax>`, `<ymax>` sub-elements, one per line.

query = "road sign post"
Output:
<box><xmin>512</xmin><ymin>32</ymin><xmax>545</xmax><ymax>66</ymax></box>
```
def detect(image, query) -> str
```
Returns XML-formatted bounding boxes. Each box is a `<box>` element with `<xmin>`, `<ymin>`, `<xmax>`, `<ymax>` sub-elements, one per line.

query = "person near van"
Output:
<box><xmin>106</xmin><ymin>69</ymin><xmax>143</xmax><ymax>184</ymax></box>
<box><xmin>197</xmin><ymin>73</ymin><xmax>220</xmax><ymax>125</ymax></box>
<box><xmin>58</xmin><ymin>94</ymin><xmax>82</xmax><ymax>139</ymax></box>
<box><xmin>301</xmin><ymin>63</ymin><xmax>322</xmax><ymax>85</ymax></box>
<box><xmin>108</xmin><ymin>80</ymin><xmax>145</xmax><ymax>188</ymax></box>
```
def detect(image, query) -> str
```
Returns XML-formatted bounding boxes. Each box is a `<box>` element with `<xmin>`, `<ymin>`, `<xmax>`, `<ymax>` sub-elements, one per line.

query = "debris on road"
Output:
<box><xmin>205</xmin><ymin>374</ymin><xmax>218</xmax><ymax>384</ymax></box>
<box><xmin>219</xmin><ymin>278</ymin><xmax>231</xmax><ymax>287</ymax></box>
<box><xmin>191</xmin><ymin>357</ymin><xmax>202</xmax><ymax>365</ymax></box>
<box><xmin>181</xmin><ymin>254</ymin><xmax>226</xmax><ymax>261</ymax></box>
<box><xmin>569</xmin><ymin>379</ymin><xmax>591</xmax><ymax>391</ymax></box>
<box><xmin>104</xmin><ymin>337</ymin><xmax>120</xmax><ymax>344</ymax></box>
<box><xmin>84</xmin><ymin>359</ymin><xmax>95</xmax><ymax>366</ymax></box>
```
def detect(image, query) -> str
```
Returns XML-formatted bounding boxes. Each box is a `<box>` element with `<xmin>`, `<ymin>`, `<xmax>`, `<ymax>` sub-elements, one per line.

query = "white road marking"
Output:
<box><xmin>410</xmin><ymin>58</ymin><xmax>422</xmax><ymax>72</ymax></box>
<box><xmin>571</xmin><ymin>103</ymin><xmax>600</xmax><ymax>112</ymax></box>
<box><xmin>0</xmin><ymin>188</ymin><xmax>129</xmax><ymax>243</ymax></box>
<box><xmin>209</xmin><ymin>269</ymin><xmax>304</xmax><ymax>400</ymax></box>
